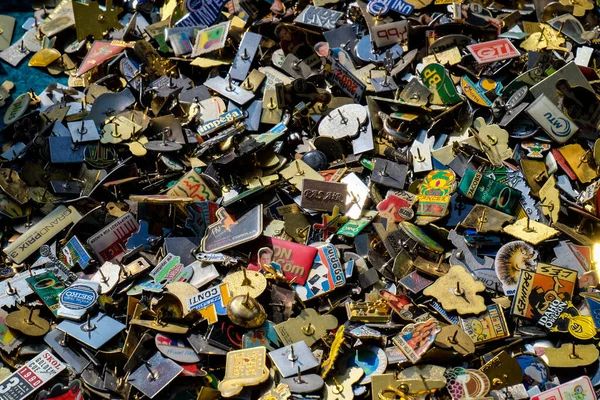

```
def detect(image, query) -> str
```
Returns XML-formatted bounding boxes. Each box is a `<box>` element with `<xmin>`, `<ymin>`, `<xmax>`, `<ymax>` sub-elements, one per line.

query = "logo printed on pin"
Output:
<box><xmin>467</xmin><ymin>39</ymin><xmax>520</xmax><ymax>63</ymax></box>
<box><xmin>87</xmin><ymin>212</ymin><xmax>139</xmax><ymax>263</ymax></box>
<box><xmin>371</xmin><ymin>21</ymin><xmax>409</xmax><ymax>47</ymax></box>
<box><xmin>294</xmin><ymin>243</ymin><xmax>345</xmax><ymax>301</ymax></box>
<box><xmin>525</xmin><ymin>94</ymin><xmax>578</xmax><ymax>143</ymax></box>
<box><xmin>59</xmin><ymin>285</ymin><xmax>98</xmax><ymax>310</ymax></box>
<box><xmin>201</xmin><ymin>205</ymin><xmax>263</xmax><ymax>253</ymax></box>
<box><xmin>367</xmin><ymin>0</ymin><xmax>414</xmax><ymax>16</ymax></box>
<box><xmin>187</xmin><ymin>283</ymin><xmax>232</xmax><ymax>324</ymax></box>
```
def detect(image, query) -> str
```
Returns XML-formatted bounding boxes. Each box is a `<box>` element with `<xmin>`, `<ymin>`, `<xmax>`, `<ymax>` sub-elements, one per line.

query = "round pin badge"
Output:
<box><xmin>346</xmin><ymin>345</ymin><xmax>387</xmax><ymax>384</ymax></box>
<box><xmin>84</xmin><ymin>144</ymin><xmax>117</xmax><ymax>169</ymax></box>
<box><xmin>4</xmin><ymin>93</ymin><xmax>31</xmax><ymax>126</ymax></box>
<box><xmin>144</xmin><ymin>140</ymin><xmax>183</xmax><ymax>152</ymax></box>
<box><xmin>301</xmin><ymin>150</ymin><xmax>328</xmax><ymax>171</ymax></box>
<box><xmin>429</xmin><ymin>34</ymin><xmax>476</xmax><ymax>54</ymax></box>
<box><xmin>508</xmin><ymin>118</ymin><xmax>538</xmax><ymax>139</ymax></box>
<box><xmin>59</xmin><ymin>285</ymin><xmax>98</xmax><ymax>310</ymax></box>
<box><xmin>506</xmin><ymin>85</ymin><xmax>529</xmax><ymax>110</ymax></box>
<box><xmin>156</xmin><ymin>333</ymin><xmax>201</xmax><ymax>363</ymax></box>
<box><xmin>355</xmin><ymin>35</ymin><xmax>403</xmax><ymax>63</ymax></box>
<box><xmin>161</xmin><ymin>154</ymin><xmax>185</xmax><ymax>171</ymax></box>
<box><xmin>280</xmin><ymin>373</ymin><xmax>324</xmax><ymax>393</ymax></box>
<box><xmin>445</xmin><ymin>367</ymin><xmax>491</xmax><ymax>399</ymax></box>
<box><xmin>314</xmin><ymin>136</ymin><xmax>345</xmax><ymax>161</ymax></box>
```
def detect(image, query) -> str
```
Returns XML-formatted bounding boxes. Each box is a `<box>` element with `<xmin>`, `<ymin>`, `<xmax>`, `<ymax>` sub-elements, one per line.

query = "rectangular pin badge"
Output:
<box><xmin>191</xmin><ymin>21</ymin><xmax>231</xmax><ymax>57</ymax></box>
<box><xmin>467</xmin><ymin>38</ymin><xmax>520</xmax><ymax>64</ymax></box>
<box><xmin>27</xmin><ymin>271</ymin><xmax>64</xmax><ymax>316</ymax></box>
<box><xmin>294</xmin><ymin>243</ymin><xmax>345</xmax><ymax>301</ymax></box>
<box><xmin>371</xmin><ymin>20</ymin><xmax>409</xmax><ymax>48</ymax></box>
<box><xmin>459</xmin><ymin>304</ymin><xmax>510</xmax><ymax>344</ymax></box>
<box><xmin>229</xmin><ymin>32</ymin><xmax>262</xmax><ymax>82</ymax></box>
<box><xmin>525</xmin><ymin>94</ymin><xmax>578</xmax><ymax>143</ymax></box>
<box><xmin>294</xmin><ymin>5</ymin><xmax>343</xmax><ymax>30</ymax></box>
<box><xmin>87</xmin><ymin>213</ymin><xmax>139</xmax><ymax>263</ymax></box>
<box><xmin>187</xmin><ymin>283</ymin><xmax>232</xmax><ymax>324</ymax></box>
<box><xmin>328</xmin><ymin>57</ymin><xmax>366</xmax><ymax>103</ymax></box>
<box><xmin>248</xmin><ymin>236</ymin><xmax>317</xmax><ymax>285</ymax></box>
<box><xmin>532</xmin><ymin>376</ymin><xmax>594</xmax><ymax>400</ymax></box>
<box><xmin>49</xmin><ymin>137</ymin><xmax>85</xmax><ymax>163</ymax></box>
<box><xmin>457</xmin><ymin>169</ymin><xmax>521</xmax><ymax>215</ymax></box>
<box><xmin>0</xmin><ymin>350</ymin><xmax>65</xmax><ymax>400</ymax></box>
<box><xmin>301</xmin><ymin>179</ymin><xmax>348</xmax><ymax>213</ymax></box>
<box><xmin>3</xmin><ymin>206</ymin><xmax>82</xmax><ymax>263</ymax></box>
<box><xmin>204</xmin><ymin>76</ymin><xmax>255</xmax><ymax>106</ymax></box>
<box><xmin>0</xmin><ymin>16</ymin><xmax>16</xmax><ymax>51</ymax></box>
<box><xmin>59</xmin><ymin>236</ymin><xmax>92</xmax><ymax>270</ymax></box>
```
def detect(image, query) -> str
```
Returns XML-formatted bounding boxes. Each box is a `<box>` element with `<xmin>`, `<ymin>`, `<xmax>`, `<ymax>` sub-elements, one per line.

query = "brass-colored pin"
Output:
<box><xmin>523</xmin><ymin>215</ymin><xmax>534</xmax><ymax>233</ymax></box>
<box><xmin>295</xmin><ymin>160</ymin><xmax>305</xmax><ymax>176</ymax></box>
<box><xmin>241</xmin><ymin>268</ymin><xmax>252</xmax><ymax>287</ymax></box>
<box><xmin>576</xmin><ymin>218</ymin><xmax>587</xmax><ymax>234</ymax></box>
<box><xmin>118</xmin><ymin>261</ymin><xmax>130</xmax><ymax>278</ymax></box>
<box><xmin>448</xmin><ymin>330</ymin><xmax>459</xmax><ymax>344</ymax></box>
<box><xmin>332</xmin><ymin>377</ymin><xmax>344</xmax><ymax>394</ymax></box>
<box><xmin>267</xmin><ymin>96</ymin><xmax>276</xmax><ymax>110</ymax></box>
<box><xmin>454</xmin><ymin>281</ymin><xmax>464</xmax><ymax>296</ymax></box>
<box><xmin>243</xmin><ymin>292</ymin><xmax>251</xmax><ymax>307</ymax></box>
<box><xmin>296</xmin><ymin>225</ymin><xmax>310</xmax><ymax>238</ymax></box>
<box><xmin>578</xmin><ymin>150</ymin><xmax>591</xmax><ymax>168</ymax></box>
<box><xmin>570</xmin><ymin>343</ymin><xmax>580</xmax><ymax>359</ymax></box>
<box><xmin>539</xmin><ymin>201</ymin><xmax>555</xmax><ymax>212</ymax></box>
<box><xmin>534</xmin><ymin>171</ymin><xmax>546</xmax><ymax>182</ymax></box>
<box><xmin>435</xmin><ymin>255</ymin><xmax>444</xmax><ymax>272</ymax></box>
<box><xmin>242</xmin><ymin>79</ymin><xmax>253</xmax><ymax>91</ymax></box>
<box><xmin>25</xmin><ymin>307</ymin><xmax>34</xmax><ymax>325</ymax></box>
<box><xmin>302</xmin><ymin>322</ymin><xmax>315</xmax><ymax>335</ymax></box>
<box><xmin>477</xmin><ymin>207</ymin><xmax>487</xmax><ymax>231</ymax></box>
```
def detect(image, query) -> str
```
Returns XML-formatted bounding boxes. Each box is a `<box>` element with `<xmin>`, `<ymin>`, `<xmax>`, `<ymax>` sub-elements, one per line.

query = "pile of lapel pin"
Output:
<box><xmin>0</xmin><ymin>0</ymin><xmax>600</xmax><ymax>399</ymax></box>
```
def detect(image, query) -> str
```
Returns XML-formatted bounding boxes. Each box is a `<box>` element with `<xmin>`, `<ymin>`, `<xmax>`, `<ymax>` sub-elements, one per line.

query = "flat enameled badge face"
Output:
<box><xmin>201</xmin><ymin>205</ymin><xmax>263</xmax><ymax>253</ymax></box>
<box><xmin>218</xmin><ymin>347</ymin><xmax>269</xmax><ymax>397</ymax></box>
<box><xmin>526</xmin><ymin>95</ymin><xmax>578</xmax><ymax>143</ymax></box>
